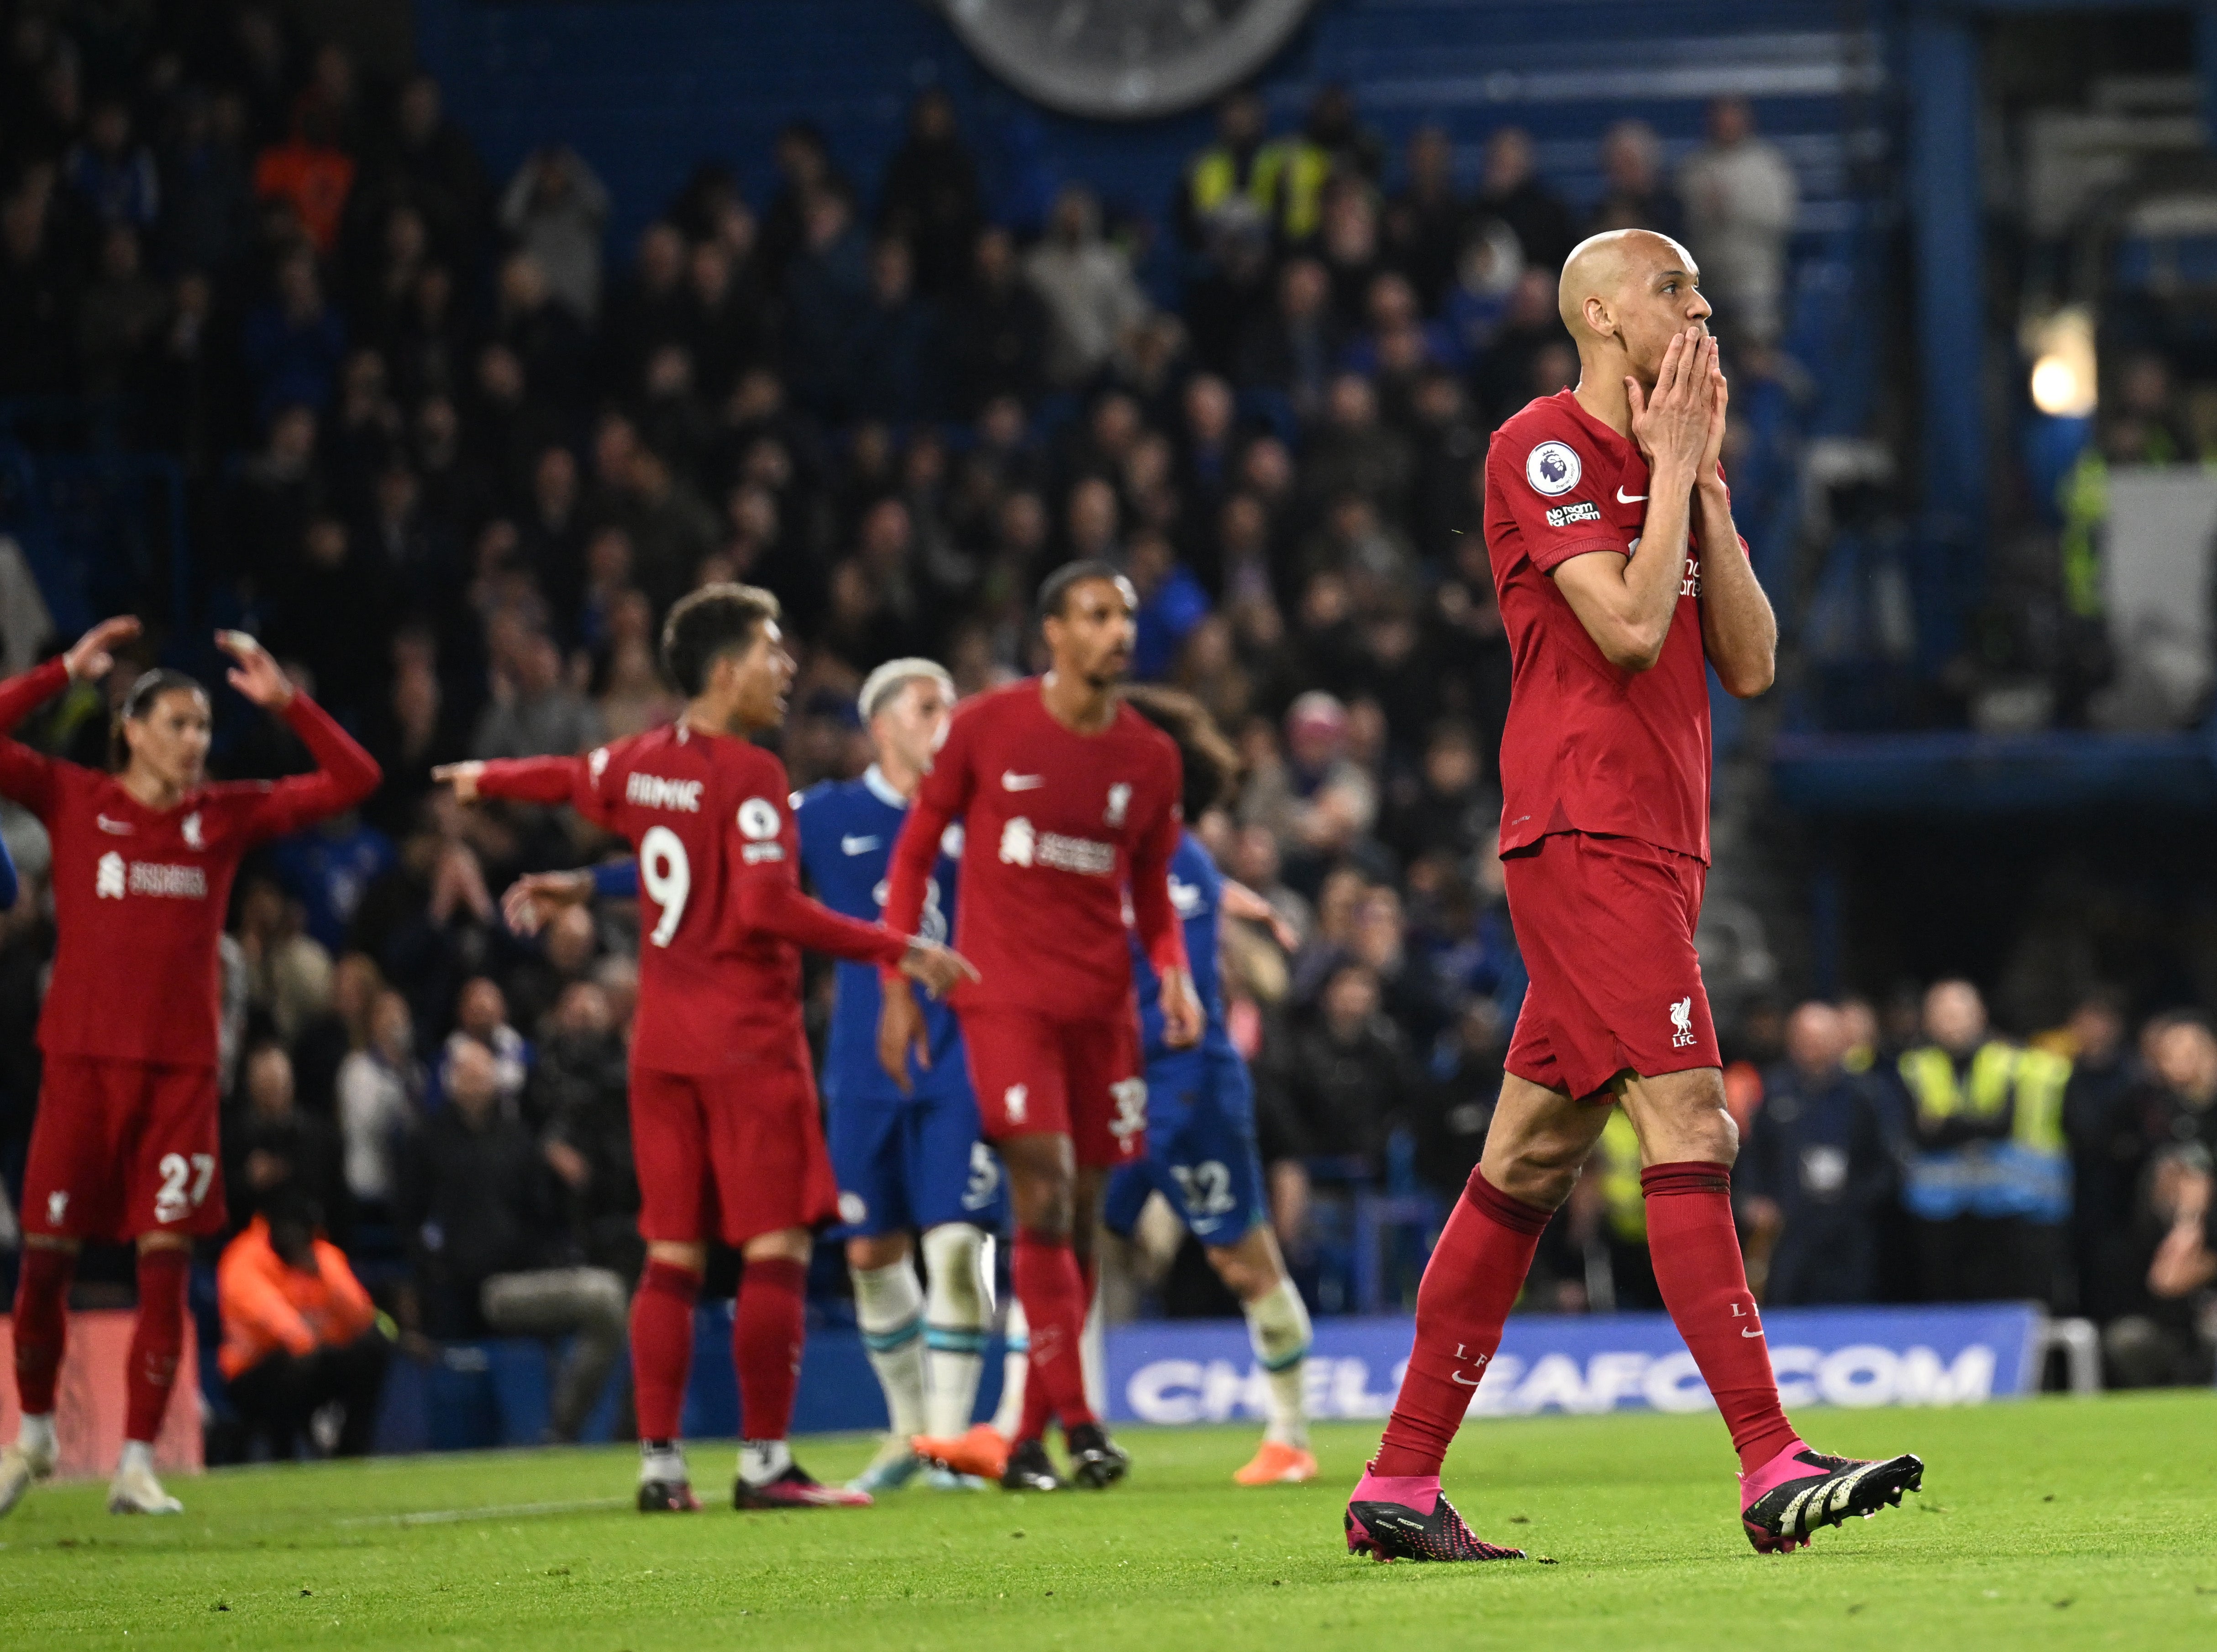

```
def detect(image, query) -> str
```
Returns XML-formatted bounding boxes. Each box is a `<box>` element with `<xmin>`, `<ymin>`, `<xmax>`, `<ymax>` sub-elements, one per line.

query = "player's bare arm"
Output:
<box><xmin>898</xmin><ymin>937</ymin><xmax>979</xmax><ymax>999</ymax></box>
<box><xmin>1688</xmin><ymin>360</ymin><xmax>1778</xmax><ymax>697</ymax></box>
<box><xmin>1551</xmin><ymin>327</ymin><xmax>1713</xmax><ymax>670</ymax></box>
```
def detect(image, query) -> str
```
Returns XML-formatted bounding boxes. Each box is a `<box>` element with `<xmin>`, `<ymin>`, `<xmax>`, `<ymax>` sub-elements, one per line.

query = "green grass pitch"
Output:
<box><xmin>1</xmin><ymin>1392</ymin><xmax>2212</xmax><ymax>1651</ymax></box>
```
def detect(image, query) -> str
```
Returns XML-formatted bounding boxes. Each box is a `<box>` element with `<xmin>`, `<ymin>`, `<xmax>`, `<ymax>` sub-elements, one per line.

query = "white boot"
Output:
<box><xmin>0</xmin><ymin>1417</ymin><xmax>58</xmax><ymax>1519</ymax></box>
<box><xmin>107</xmin><ymin>1440</ymin><xmax>183</xmax><ymax>1515</ymax></box>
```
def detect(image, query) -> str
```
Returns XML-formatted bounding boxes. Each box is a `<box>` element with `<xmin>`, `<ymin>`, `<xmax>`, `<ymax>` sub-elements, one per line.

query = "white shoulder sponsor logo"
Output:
<box><xmin>1670</xmin><ymin>996</ymin><xmax>1696</xmax><ymax>1048</ymax></box>
<box><xmin>626</xmin><ymin>772</ymin><xmax>704</xmax><ymax>813</ymax></box>
<box><xmin>1545</xmin><ymin>501</ymin><xmax>1602</xmax><ymax>528</ymax></box>
<box><xmin>1001</xmin><ymin>770</ymin><xmax>1044</xmax><ymax>791</ymax></box>
<box><xmin>181</xmin><ymin>811</ymin><xmax>205</xmax><ymax>851</ymax></box>
<box><xmin>96</xmin><ymin>852</ymin><xmax>126</xmax><ymax>898</ymax></box>
<box><xmin>1526</xmin><ymin>441</ymin><xmax>1581</xmax><ymax>497</ymax></box>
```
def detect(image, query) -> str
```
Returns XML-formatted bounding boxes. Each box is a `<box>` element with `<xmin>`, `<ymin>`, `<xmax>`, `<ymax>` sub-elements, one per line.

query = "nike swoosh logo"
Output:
<box><xmin>1741</xmin><ymin>1326</ymin><xmax>1765</xmax><ymax>1338</ymax></box>
<box><xmin>1617</xmin><ymin>487</ymin><xmax>1648</xmax><ymax>503</ymax></box>
<box><xmin>1001</xmin><ymin>772</ymin><xmax>1044</xmax><ymax>791</ymax></box>
<box><xmin>1450</xmin><ymin>1371</ymin><xmax>1481</xmax><ymax>1386</ymax></box>
<box><xmin>841</xmin><ymin>835</ymin><xmax>880</xmax><ymax>855</ymax></box>
<box><xmin>96</xmin><ymin>815</ymin><xmax>133</xmax><ymax>834</ymax></box>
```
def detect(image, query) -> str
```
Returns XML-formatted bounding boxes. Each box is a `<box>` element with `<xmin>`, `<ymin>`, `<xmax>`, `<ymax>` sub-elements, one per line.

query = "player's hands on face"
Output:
<box><xmin>877</xmin><ymin>980</ymin><xmax>927</xmax><ymax>1095</ymax></box>
<box><xmin>432</xmin><ymin>760</ymin><xmax>485</xmax><ymax>804</ymax></box>
<box><xmin>899</xmin><ymin>937</ymin><xmax>980</xmax><ymax>1000</ymax></box>
<box><xmin>1697</xmin><ymin>335</ymin><xmax>1728</xmax><ymax>481</ymax></box>
<box><xmin>1626</xmin><ymin>326</ymin><xmax>1716</xmax><ymax>481</ymax></box>
<box><xmin>1159</xmin><ymin>966</ymin><xmax>1205</xmax><ymax>1050</ymax></box>
<box><xmin>501</xmin><ymin>869</ymin><xmax>594</xmax><ymax>936</ymax></box>
<box><xmin>216</xmin><ymin>630</ymin><xmax>296</xmax><ymax>709</ymax></box>
<box><xmin>63</xmin><ymin>615</ymin><xmax>142</xmax><ymax>682</ymax></box>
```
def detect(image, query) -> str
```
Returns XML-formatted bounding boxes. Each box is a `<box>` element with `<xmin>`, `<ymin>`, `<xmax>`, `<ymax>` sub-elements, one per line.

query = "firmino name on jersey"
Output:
<box><xmin>96</xmin><ymin>851</ymin><xmax>208</xmax><ymax>900</ymax></box>
<box><xmin>626</xmin><ymin>773</ymin><xmax>704</xmax><ymax>812</ymax></box>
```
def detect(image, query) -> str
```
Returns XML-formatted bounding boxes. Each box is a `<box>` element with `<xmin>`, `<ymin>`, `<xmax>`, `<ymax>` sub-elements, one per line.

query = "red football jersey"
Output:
<box><xmin>0</xmin><ymin>659</ymin><xmax>382</xmax><ymax>1067</ymax></box>
<box><xmin>477</xmin><ymin>722</ymin><xmax>908</xmax><ymax>1074</ymax></box>
<box><xmin>883</xmin><ymin>680</ymin><xmax>1187</xmax><ymax>1020</ymax></box>
<box><xmin>1484</xmin><ymin>388</ymin><xmax>1745</xmax><ymax>865</ymax></box>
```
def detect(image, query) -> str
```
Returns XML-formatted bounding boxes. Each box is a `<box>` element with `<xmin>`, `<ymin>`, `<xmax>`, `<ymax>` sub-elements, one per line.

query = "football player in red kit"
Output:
<box><xmin>1343</xmin><ymin>231</ymin><xmax>1923</xmax><ymax>1565</ymax></box>
<box><xmin>0</xmin><ymin>617</ymin><xmax>380</xmax><ymax>1518</ymax></box>
<box><xmin>436</xmin><ymin>584</ymin><xmax>972</xmax><ymax>1511</ymax></box>
<box><xmin>886</xmin><ymin>562</ymin><xmax>1201</xmax><ymax>1492</ymax></box>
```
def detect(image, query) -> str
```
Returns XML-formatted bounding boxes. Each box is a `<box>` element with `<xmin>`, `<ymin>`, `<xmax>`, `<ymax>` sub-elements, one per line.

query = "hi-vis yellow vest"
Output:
<box><xmin>1187</xmin><ymin>138</ymin><xmax>1332</xmax><ymax>241</ymax></box>
<box><xmin>1897</xmin><ymin>1041</ymin><xmax>2067</xmax><ymax>1155</ymax></box>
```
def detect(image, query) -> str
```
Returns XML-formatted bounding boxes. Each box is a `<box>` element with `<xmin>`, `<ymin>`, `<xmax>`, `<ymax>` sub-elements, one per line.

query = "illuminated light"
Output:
<box><xmin>2030</xmin><ymin>355</ymin><xmax>2086</xmax><ymax>416</ymax></box>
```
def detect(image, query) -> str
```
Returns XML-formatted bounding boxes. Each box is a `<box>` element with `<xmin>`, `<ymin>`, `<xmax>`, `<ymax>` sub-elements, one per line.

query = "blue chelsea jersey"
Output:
<box><xmin>796</xmin><ymin>766</ymin><xmax>967</xmax><ymax>1105</ymax></box>
<box><xmin>1134</xmin><ymin>830</ymin><xmax>1235</xmax><ymax>1069</ymax></box>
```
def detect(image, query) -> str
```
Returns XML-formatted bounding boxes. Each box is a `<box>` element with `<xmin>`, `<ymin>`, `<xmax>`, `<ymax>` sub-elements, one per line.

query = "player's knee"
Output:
<box><xmin>921</xmin><ymin>1224</ymin><xmax>989</xmax><ymax>1324</ymax></box>
<box><xmin>1492</xmin><ymin>1136</ymin><xmax>1588</xmax><ymax>1210</ymax></box>
<box><xmin>645</xmin><ymin>1240</ymin><xmax>707</xmax><ymax>1277</ymax></box>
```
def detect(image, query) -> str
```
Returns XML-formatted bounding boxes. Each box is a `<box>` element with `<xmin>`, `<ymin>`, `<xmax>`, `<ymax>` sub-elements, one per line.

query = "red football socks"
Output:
<box><xmin>734</xmin><ymin>1257</ymin><xmax>807</xmax><ymax>1442</ymax></box>
<box><xmin>124</xmin><ymin>1248</ymin><xmax>189</xmax><ymax>1444</ymax></box>
<box><xmin>630</xmin><ymin>1259</ymin><xmax>700</xmax><ymax>1442</ymax></box>
<box><xmin>11</xmin><ymin>1245</ymin><xmax>76</xmax><ymax>1416</ymax></box>
<box><xmin>1374</xmin><ymin>1170</ymin><xmax>1551</xmax><ymax>1477</ymax></box>
<box><xmin>1011</xmin><ymin>1229</ymin><xmax>1094</xmax><ymax>1432</ymax></box>
<box><xmin>1641</xmin><ymin>1162</ymin><xmax>1802</xmax><ymax>1473</ymax></box>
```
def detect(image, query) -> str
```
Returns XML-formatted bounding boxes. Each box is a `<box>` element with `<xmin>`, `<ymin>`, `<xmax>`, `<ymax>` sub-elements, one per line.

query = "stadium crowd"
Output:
<box><xmin>0</xmin><ymin>8</ymin><xmax>2211</xmax><ymax>1458</ymax></box>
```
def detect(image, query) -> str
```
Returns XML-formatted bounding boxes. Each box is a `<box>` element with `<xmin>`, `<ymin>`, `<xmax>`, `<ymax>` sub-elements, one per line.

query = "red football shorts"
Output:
<box><xmin>21</xmin><ymin>1056</ymin><xmax>226</xmax><ymax>1242</ymax></box>
<box><xmin>958</xmin><ymin>1007</ymin><xmax>1146</xmax><ymax>1169</ymax></box>
<box><xmin>630</xmin><ymin>1047</ymin><xmax>839</xmax><ymax>1247</ymax></box>
<box><xmin>1502</xmin><ymin>831</ymin><xmax>1720</xmax><ymax>1101</ymax></box>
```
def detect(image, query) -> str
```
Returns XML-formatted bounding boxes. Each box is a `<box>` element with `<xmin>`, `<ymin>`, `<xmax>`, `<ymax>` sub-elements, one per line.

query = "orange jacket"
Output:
<box><xmin>217</xmin><ymin>1216</ymin><xmax>377</xmax><ymax>1379</ymax></box>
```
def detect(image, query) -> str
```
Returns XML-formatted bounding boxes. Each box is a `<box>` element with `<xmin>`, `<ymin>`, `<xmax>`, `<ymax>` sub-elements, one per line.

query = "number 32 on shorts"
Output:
<box><xmin>154</xmin><ymin>1152</ymin><xmax>215</xmax><ymax>1224</ymax></box>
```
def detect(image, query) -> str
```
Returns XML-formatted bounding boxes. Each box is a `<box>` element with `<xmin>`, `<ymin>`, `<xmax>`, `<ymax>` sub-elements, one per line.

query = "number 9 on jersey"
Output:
<box><xmin>640</xmin><ymin>825</ymin><xmax>690</xmax><ymax>946</ymax></box>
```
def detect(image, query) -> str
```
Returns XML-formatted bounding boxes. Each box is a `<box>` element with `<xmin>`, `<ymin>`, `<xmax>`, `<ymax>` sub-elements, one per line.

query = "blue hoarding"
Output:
<box><xmin>1105</xmin><ymin>1305</ymin><xmax>2046</xmax><ymax>1427</ymax></box>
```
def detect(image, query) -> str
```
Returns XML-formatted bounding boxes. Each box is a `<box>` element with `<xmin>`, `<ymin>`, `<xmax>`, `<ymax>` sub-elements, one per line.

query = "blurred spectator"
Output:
<box><xmin>877</xmin><ymin>88</ymin><xmax>982</xmax><ymax>298</ymax></box>
<box><xmin>1178</xmin><ymin>89</ymin><xmax>1277</xmax><ymax>248</ymax></box>
<box><xmin>253</xmin><ymin>108</ymin><xmax>356</xmax><ymax>254</ymax></box>
<box><xmin>337</xmin><ymin>988</ymin><xmax>423</xmax><ymax>1221</ymax></box>
<box><xmin>1383</xmin><ymin>124</ymin><xmax>1466</xmax><ymax>310</ymax></box>
<box><xmin>445</xmin><ymin>976</ymin><xmax>531</xmax><ymax>1110</ymax></box>
<box><xmin>1474</xmin><ymin>126</ymin><xmax>1576</xmax><ymax>276</ymax></box>
<box><xmin>1024</xmin><ymin>185</ymin><xmax>1150</xmax><ymax>389</ymax></box>
<box><xmin>1893</xmin><ymin>980</ymin><xmax>2071</xmax><ymax>1303</ymax></box>
<box><xmin>226</xmin><ymin>1042</ymin><xmax>349</xmax><ymax>1240</ymax></box>
<box><xmin>1742</xmin><ymin>1002</ymin><xmax>1900</xmax><ymax>1305</ymax></box>
<box><xmin>243</xmin><ymin>245</ymin><xmax>346</xmax><ymax>421</ymax></box>
<box><xmin>1587</xmin><ymin>119</ymin><xmax>1684</xmax><ymax>243</ymax></box>
<box><xmin>498</xmin><ymin>145</ymin><xmax>610</xmax><ymax>321</ymax></box>
<box><xmin>237</xmin><ymin>876</ymin><xmax>335</xmax><ymax>1046</ymax></box>
<box><xmin>2063</xmin><ymin>988</ymin><xmax>2140</xmax><ymax>1318</ymax></box>
<box><xmin>218</xmin><ymin>1202</ymin><xmax>389</xmax><ymax>1460</ymax></box>
<box><xmin>471</xmin><ymin>630</ymin><xmax>604</xmax><ymax>760</ymax></box>
<box><xmin>64</xmin><ymin>95</ymin><xmax>159</xmax><ymax>230</ymax></box>
<box><xmin>1676</xmin><ymin>97</ymin><xmax>1797</xmax><ymax>344</ymax></box>
<box><xmin>398</xmin><ymin>1041</ymin><xmax>627</xmax><ymax>1442</ymax></box>
<box><xmin>949</xmin><ymin>225</ymin><xmax>1050</xmax><ymax>413</ymax></box>
<box><xmin>1261</xmin><ymin>959</ymin><xmax>1417</xmax><ymax>1249</ymax></box>
<box><xmin>531</xmin><ymin>981</ymin><xmax>642</xmax><ymax>1280</ymax></box>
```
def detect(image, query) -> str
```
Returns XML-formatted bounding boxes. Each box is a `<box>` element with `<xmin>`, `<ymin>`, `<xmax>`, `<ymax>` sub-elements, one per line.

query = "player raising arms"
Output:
<box><xmin>1343</xmin><ymin>231</ymin><xmax>1922</xmax><ymax>1564</ymax></box>
<box><xmin>437</xmin><ymin>586</ymin><xmax>974</xmax><ymax>1512</ymax></box>
<box><xmin>0</xmin><ymin>619</ymin><xmax>381</xmax><ymax>1518</ymax></box>
<box><xmin>889</xmin><ymin>562</ymin><xmax>1200</xmax><ymax>1492</ymax></box>
<box><xmin>507</xmin><ymin>657</ymin><xmax>1003</xmax><ymax>1496</ymax></box>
